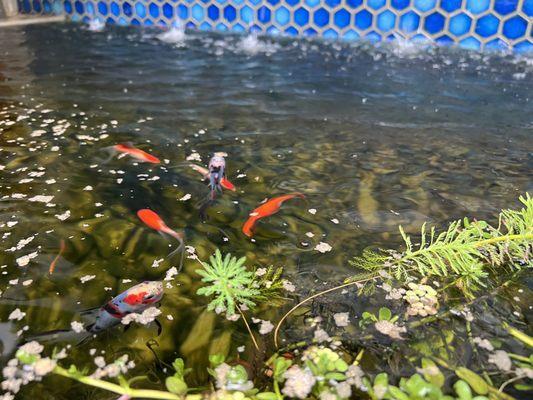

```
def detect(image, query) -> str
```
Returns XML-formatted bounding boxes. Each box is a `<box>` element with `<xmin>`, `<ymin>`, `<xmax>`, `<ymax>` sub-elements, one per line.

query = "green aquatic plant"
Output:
<box><xmin>196</xmin><ymin>249</ymin><xmax>260</xmax><ymax>316</ymax></box>
<box><xmin>274</xmin><ymin>194</ymin><xmax>532</xmax><ymax>347</ymax></box>
<box><xmin>349</xmin><ymin>194</ymin><xmax>533</xmax><ymax>297</ymax></box>
<box><xmin>359</xmin><ymin>307</ymin><xmax>398</xmax><ymax>328</ymax></box>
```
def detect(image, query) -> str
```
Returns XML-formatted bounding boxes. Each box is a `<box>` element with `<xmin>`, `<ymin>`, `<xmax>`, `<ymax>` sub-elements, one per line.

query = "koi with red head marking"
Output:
<box><xmin>242</xmin><ymin>193</ymin><xmax>305</xmax><ymax>238</ymax></box>
<box><xmin>111</xmin><ymin>143</ymin><xmax>160</xmax><ymax>164</ymax></box>
<box><xmin>89</xmin><ymin>281</ymin><xmax>163</xmax><ymax>333</ymax></box>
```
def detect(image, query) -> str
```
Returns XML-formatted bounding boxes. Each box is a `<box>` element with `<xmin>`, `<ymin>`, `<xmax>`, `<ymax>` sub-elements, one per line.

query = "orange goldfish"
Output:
<box><xmin>112</xmin><ymin>143</ymin><xmax>160</xmax><ymax>164</ymax></box>
<box><xmin>242</xmin><ymin>194</ymin><xmax>305</xmax><ymax>237</ymax></box>
<box><xmin>137</xmin><ymin>209</ymin><xmax>184</xmax><ymax>267</ymax></box>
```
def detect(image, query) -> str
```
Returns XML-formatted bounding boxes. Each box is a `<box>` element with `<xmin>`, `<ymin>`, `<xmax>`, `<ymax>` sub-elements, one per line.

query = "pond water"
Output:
<box><xmin>0</xmin><ymin>23</ymin><xmax>532</xmax><ymax>399</ymax></box>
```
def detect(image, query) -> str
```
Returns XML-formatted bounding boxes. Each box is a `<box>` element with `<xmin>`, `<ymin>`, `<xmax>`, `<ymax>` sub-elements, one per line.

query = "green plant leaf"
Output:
<box><xmin>378</xmin><ymin>307</ymin><xmax>392</xmax><ymax>321</ymax></box>
<box><xmin>455</xmin><ymin>368</ymin><xmax>489</xmax><ymax>395</ymax></box>
<box><xmin>256</xmin><ymin>392</ymin><xmax>278</xmax><ymax>400</ymax></box>
<box><xmin>165</xmin><ymin>376</ymin><xmax>188</xmax><ymax>395</ymax></box>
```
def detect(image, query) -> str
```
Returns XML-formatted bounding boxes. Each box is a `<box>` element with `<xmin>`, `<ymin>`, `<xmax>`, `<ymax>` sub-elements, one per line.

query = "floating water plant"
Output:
<box><xmin>274</xmin><ymin>194</ymin><xmax>533</xmax><ymax>347</ymax></box>
<box><xmin>350</xmin><ymin>194</ymin><xmax>532</xmax><ymax>297</ymax></box>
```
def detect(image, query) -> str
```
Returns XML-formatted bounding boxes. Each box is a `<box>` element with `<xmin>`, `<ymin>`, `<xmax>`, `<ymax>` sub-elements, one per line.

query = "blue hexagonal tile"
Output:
<box><xmin>123</xmin><ymin>2</ymin><xmax>132</xmax><ymax>17</ymax></box>
<box><xmin>523</xmin><ymin>0</ymin><xmax>533</xmax><ymax>16</ymax></box>
<box><xmin>436</xmin><ymin>35</ymin><xmax>454</xmax><ymax>45</ymax></box>
<box><xmin>131</xmin><ymin>18</ymin><xmax>141</xmax><ymax>25</ymax></box>
<box><xmin>400</xmin><ymin>11</ymin><xmax>420</xmax><ymax>33</ymax></box>
<box><xmin>267</xmin><ymin>25</ymin><xmax>280</xmax><ymax>34</ymax></box>
<box><xmin>355</xmin><ymin>9</ymin><xmax>372</xmax><ymax>30</ymax></box>
<box><xmin>294</xmin><ymin>7</ymin><xmax>309</xmax><ymax>26</ymax></box>
<box><xmin>224</xmin><ymin>5</ymin><xmax>236</xmax><ymax>21</ymax></box>
<box><xmin>85</xmin><ymin>1</ymin><xmax>93</xmax><ymax>14</ymax></box>
<box><xmin>240</xmin><ymin>5</ymin><xmax>253</xmax><ymax>23</ymax></box>
<box><xmin>347</xmin><ymin>0</ymin><xmax>362</xmax><ymax>9</ymax></box>
<box><xmin>215</xmin><ymin>0</ymin><xmax>227</xmax><ymax>4</ymax></box>
<box><xmin>414</xmin><ymin>0</ymin><xmax>436</xmax><ymax>12</ymax></box>
<box><xmin>64</xmin><ymin>0</ymin><xmax>72</xmax><ymax>13</ymax></box>
<box><xmin>343</xmin><ymin>29</ymin><xmax>360</xmax><ymax>40</ymax></box>
<box><xmin>257</xmin><ymin>6</ymin><xmax>271</xmax><ymax>23</ymax></box>
<box><xmin>325</xmin><ymin>0</ymin><xmax>340</xmax><ymax>7</ymax></box>
<box><xmin>207</xmin><ymin>5</ymin><xmax>219</xmax><ymax>20</ymax></box>
<box><xmin>466</xmin><ymin>0</ymin><xmax>489</xmax><ymax>14</ymax></box>
<box><xmin>149</xmin><ymin>3</ymin><xmax>159</xmax><ymax>18</ymax></box>
<box><xmin>305</xmin><ymin>0</ymin><xmax>319</xmax><ymax>7</ymax></box>
<box><xmin>163</xmin><ymin>3</ymin><xmax>173</xmax><ymax>18</ymax></box>
<box><xmin>439</xmin><ymin>0</ymin><xmax>461</xmax><ymax>13</ymax></box>
<box><xmin>485</xmin><ymin>38</ymin><xmax>508</xmax><ymax>51</ymax></box>
<box><xmin>33</xmin><ymin>0</ymin><xmax>42</xmax><ymax>13</ymax></box>
<box><xmin>75</xmin><ymin>0</ymin><xmax>84</xmax><ymax>13</ymax></box>
<box><xmin>275</xmin><ymin>6</ymin><xmax>290</xmax><ymax>25</ymax></box>
<box><xmin>285</xmin><ymin>26</ymin><xmax>298</xmax><ymax>35</ymax></box>
<box><xmin>313</xmin><ymin>8</ymin><xmax>329</xmax><ymax>27</ymax></box>
<box><xmin>503</xmin><ymin>16</ymin><xmax>527</xmax><ymax>40</ymax></box>
<box><xmin>377</xmin><ymin>10</ymin><xmax>395</xmax><ymax>31</ymax></box>
<box><xmin>449</xmin><ymin>13</ymin><xmax>471</xmax><ymax>37</ymax></box>
<box><xmin>200</xmin><ymin>22</ymin><xmax>212</xmax><ymax>30</ymax></box>
<box><xmin>494</xmin><ymin>0</ymin><xmax>516</xmax><ymax>16</ymax></box>
<box><xmin>391</xmin><ymin>0</ymin><xmax>409</xmax><ymax>10</ymax></box>
<box><xmin>368</xmin><ymin>0</ymin><xmax>385</xmax><ymax>10</ymax></box>
<box><xmin>106</xmin><ymin>16</ymin><xmax>116</xmax><ymax>24</ymax></box>
<box><xmin>286</xmin><ymin>0</ymin><xmax>299</xmax><ymax>6</ymax></box>
<box><xmin>475</xmin><ymin>14</ymin><xmax>499</xmax><ymax>37</ymax></box>
<box><xmin>216</xmin><ymin>22</ymin><xmax>228</xmax><ymax>31</ymax></box>
<box><xmin>323</xmin><ymin>28</ymin><xmax>338</xmax><ymax>38</ymax></box>
<box><xmin>366</xmin><ymin>31</ymin><xmax>381</xmax><ymax>42</ymax></box>
<box><xmin>514</xmin><ymin>41</ymin><xmax>533</xmax><ymax>53</ymax></box>
<box><xmin>424</xmin><ymin>12</ymin><xmax>444</xmax><ymax>34</ymax></box>
<box><xmin>304</xmin><ymin>27</ymin><xmax>317</xmax><ymax>36</ymax></box>
<box><xmin>334</xmin><ymin>9</ymin><xmax>350</xmax><ymax>28</ymax></box>
<box><xmin>135</xmin><ymin>2</ymin><xmax>145</xmax><ymax>18</ymax></box>
<box><xmin>178</xmin><ymin>5</ymin><xmax>188</xmax><ymax>19</ymax></box>
<box><xmin>97</xmin><ymin>1</ymin><xmax>107</xmax><ymax>15</ymax></box>
<box><xmin>267</xmin><ymin>0</ymin><xmax>279</xmax><ymax>5</ymax></box>
<box><xmin>232</xmin><ymin>23</ymin><xmax>245</xmax><ymax>32</ymax></box>
<box><xmin>192</xmin><ymin>4</ymin><xmax>203</xmax><ymax>21</ymax></box>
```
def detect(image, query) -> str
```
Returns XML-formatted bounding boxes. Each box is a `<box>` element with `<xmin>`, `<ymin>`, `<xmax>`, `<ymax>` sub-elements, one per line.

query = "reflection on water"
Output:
<box><xmin>0</xmin><ymin>23</ymin><xmax>532</xmax><ymax>398</ymax></box>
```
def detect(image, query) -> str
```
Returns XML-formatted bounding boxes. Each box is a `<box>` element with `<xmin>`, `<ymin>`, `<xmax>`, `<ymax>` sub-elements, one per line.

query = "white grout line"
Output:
<box><xmin>0</xmin><ymin>15</ymin><xmax>65</xmax><ymax>28</ymax></box>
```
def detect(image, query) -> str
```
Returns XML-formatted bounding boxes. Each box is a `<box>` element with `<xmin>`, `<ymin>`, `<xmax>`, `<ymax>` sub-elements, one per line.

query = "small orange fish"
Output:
<box><xmin>189</xmin><ymin>164</ymin><xmax>236</xmax><ymax>191</ymax></box>
<box><xmin>242</xmin><ymin>193</ymin><xmax>305</xmax><ymax>237</ymax></box>
<box><xmin>113</xmin><ymin>143</ymin><xmax>160</xmax><ymax>164</ymax></box>
<box><xmin>48</xmin><ymin>239</ymin><xmax>66</xmax><ymax>275</ymax></box>
<box><xmin>137</xmin><ymin>209</ymin><xmax>183</xmax><ymax>242</ymax></box>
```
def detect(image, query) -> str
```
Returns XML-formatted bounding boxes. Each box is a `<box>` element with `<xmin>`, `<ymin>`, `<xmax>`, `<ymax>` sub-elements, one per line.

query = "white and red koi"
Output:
<box><xmin>89</xmin><ymin>281</ymin><xmax>163</xmax><ymax>333</ymax></box>
<box><xmin>107</xmin><ymin>143</ymin><xmax>160</xmax><ymax>164</ymax></box>
<box><xmin>189</xmin><ymin>164</ymin><xmax>236</xmax><ymax>192</ymax></box>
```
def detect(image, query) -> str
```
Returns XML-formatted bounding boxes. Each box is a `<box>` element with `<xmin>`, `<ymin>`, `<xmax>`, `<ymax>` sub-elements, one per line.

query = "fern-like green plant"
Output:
<box><xmin>196</xmin><ymin>250</ymin><xmax>260</xmax><ymax>316</ymax></box>
<box><xmin>349</xmin><ymin>194</ymin><xmax>533</xmax><ymax>298</ymax></box>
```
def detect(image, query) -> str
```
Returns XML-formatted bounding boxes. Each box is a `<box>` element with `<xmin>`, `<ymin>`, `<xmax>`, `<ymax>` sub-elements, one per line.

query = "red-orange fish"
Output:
<box><xmin>242</xmin><ymin>194</ymin><xmax>305</xmax><ymax>237</ymax></box>
<box><xmin>189</xmin><ymin>164</ymin><xmax>236</xmax><ymax>191</ymax></box>
<box><xmin>113</xmin><ymin>143</ymin><xmax>160</xmax><ymax>164</ymax></box>
<box><xmin>48</xmin><ymin>239</ymin><xmax>66</xmax><ymax>275</ymax></box>
<box><xmin>137</xmin><ymin>209</ymin><xmax>183</xmax><ymax>242</ymax></box>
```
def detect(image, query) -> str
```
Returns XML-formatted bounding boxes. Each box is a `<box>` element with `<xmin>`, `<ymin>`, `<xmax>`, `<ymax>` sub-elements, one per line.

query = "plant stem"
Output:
<box><xmin>236</xmin><ymin>304</ymin><xmax>260</xmax><ymax>352</ymax></box>
<box><xmin>53</xmin><ymin>366</ymin><xmax>183</xmax><ymax>399</ymax></box>
<box><xmin>274</xmin><ymin>275</ymin><xmax>380</xmax><ymax>348</ymax></box>
<box><xmin>273</xmin><ymin>380</ymin><xmax>283</xmax><ymax>400</ymax></box>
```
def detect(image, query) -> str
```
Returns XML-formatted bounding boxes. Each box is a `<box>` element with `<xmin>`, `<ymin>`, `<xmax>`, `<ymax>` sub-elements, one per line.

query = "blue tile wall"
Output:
<box><xmin>18</xmin><ymin>0</ymin><xmax>533</xmax><ymax>52</ymax></box>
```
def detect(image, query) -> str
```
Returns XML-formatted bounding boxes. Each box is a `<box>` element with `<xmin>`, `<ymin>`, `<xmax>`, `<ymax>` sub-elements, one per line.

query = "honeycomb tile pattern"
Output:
<box><xmin>18</xmin><ymin>0</ymin><xmax>533</xmax><ymax>52</ymax></box>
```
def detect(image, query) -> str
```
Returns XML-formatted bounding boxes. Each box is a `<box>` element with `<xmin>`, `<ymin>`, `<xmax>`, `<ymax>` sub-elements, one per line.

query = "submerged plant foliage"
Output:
<box><xmin>196</xmin><ymin>249</ymin><xmax>260</xmax><ymax>316</ymax></box>
<box><xmin>196</xmin><ymin>250</ymin><xmax>286</xmax><ymax>316</ymax></box>
<box><xmin>349</xmin><ymin>194</ymin><xmax>533</xmax><ymax>297</ymax></box>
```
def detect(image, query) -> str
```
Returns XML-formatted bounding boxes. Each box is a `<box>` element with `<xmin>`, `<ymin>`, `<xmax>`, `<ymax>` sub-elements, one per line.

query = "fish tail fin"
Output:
<box><xmin>23</xmin><ymin>328</ymin><xmax>81</xmax><ymax>345</ymax></box>
<box><xmin>100</xmin><ymin>146</ymin><xmax>118</xmax><ymax>164</ymax></box>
